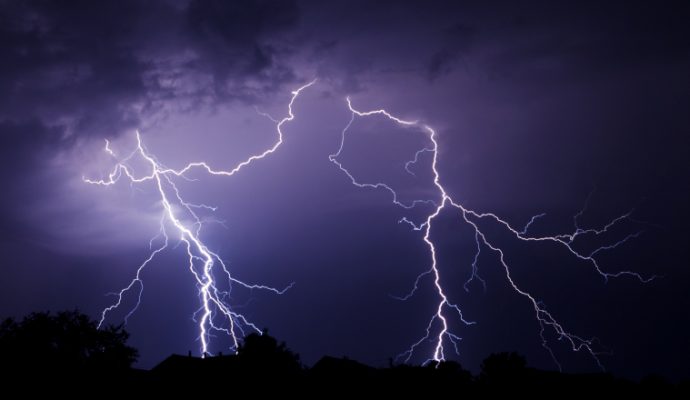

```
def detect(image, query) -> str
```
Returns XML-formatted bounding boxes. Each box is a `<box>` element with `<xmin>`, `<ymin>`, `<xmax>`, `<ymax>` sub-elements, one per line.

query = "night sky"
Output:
<box><xmin>1</xmin><ymin>0</ymin><xmax>688</xmax><ymax>381</ymax></box>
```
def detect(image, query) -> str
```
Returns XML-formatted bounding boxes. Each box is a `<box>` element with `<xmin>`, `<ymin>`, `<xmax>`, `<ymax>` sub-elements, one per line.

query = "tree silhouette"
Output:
<box><xmin>237</xmin><ymin>329</ymin><xmax>301</xmax><ymax>373</ymax></box>
<box><xmin>479</xmin><ymin>352</ymin><xmax>528</xmax><ymax>385</ymax></box>
<box><xmin>0</xmin><ymin>310</ymin><xmax>138</xmax><ymax>374</ymax></box>
<box><xmin>433</xmin><ymin>360</ymin><xmax>473</xmax><ymax>384</ymax></box>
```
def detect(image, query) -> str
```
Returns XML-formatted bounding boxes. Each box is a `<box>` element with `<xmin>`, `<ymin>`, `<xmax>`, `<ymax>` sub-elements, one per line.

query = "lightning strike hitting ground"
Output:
<box><xmin>331</xmin><ymin>97</ymin><xmax>654</xmax><ymax>370</ymax></box>
<box><xmin>84</xmin><ymin>80</ymin><xmax>316</xmax><ymax>356</ymax></box>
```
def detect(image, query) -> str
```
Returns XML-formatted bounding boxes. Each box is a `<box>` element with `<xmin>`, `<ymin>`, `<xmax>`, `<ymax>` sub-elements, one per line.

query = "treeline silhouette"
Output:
<box><xmin>0</xmin><ymin>311</ymin><xmax>685</xmax><ymax>393</ymax></box>
<box><xmin>0</xmin><ymin>311</ymin><xmax>137</xmax><ymax>374</ymax></box>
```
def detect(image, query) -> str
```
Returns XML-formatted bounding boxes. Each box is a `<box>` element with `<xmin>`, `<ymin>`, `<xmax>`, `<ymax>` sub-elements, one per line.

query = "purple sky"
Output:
<box><xmin>0</xmin><ymin>0</ymin><xmax>688</xmax><ymax>380</ymax></box>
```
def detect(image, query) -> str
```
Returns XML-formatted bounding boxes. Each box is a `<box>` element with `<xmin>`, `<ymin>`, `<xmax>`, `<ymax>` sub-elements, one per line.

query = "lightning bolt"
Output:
<box><xmin>331</xmin><ymin>97</ymin><xmax>654</xmax><ymax>370</ymax></box>
<box><xmin>84</xmin><ymin>80</ymin><xmax>316</xmax><ymax>356</ymax></box>
<box><xmin>84</xmin><ymin>78</ymin><xmax>651</xmax><ymax>369</ymax></box>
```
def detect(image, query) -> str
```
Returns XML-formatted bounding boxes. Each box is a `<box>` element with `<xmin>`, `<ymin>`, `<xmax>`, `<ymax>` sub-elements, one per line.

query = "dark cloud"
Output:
<box><xmin>2</xmin><ymin>0</ymin><xmax>687</xmax><ymax>139</ymax></box>
<box><xmin>0</xmin><ymin>1</ymin><xmax>151</xmax><ymax>132</ymax></box>
<box><xmin>187</xmin><ymin>0</ymin><xmax>299</xmax><ymax>45</ymax></box>
<box><xmin>291</xmin><ymin>1</ymin><xmax>690</xmax><ymax>88</ymax></box>
<box><xmin>0</xmin><ymin>0</ymin><xmax>303</xmax><ymax>139</ymax></box>
<box><xmin>460</xmin><ymin>1</ymin><xmax>690</xmax><ymax>81</ymax></box>
<box><xmin>427</xmin><ymin>23</ymin><xmax>475</xmax><ymax>81</ymax></box>
<box><xmin>173</xmin><ymin>0</ymin><xmax>301</xmax><ymax>102</ymax></box>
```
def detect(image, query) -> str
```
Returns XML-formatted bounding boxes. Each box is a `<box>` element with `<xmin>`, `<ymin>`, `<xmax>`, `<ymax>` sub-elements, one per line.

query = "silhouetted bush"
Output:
<box><xmin>236</xmin><ymin>329</ymin><xmax>301</xmax><ymax>373</ymax></box>
<box><xmin>0</xmin><ymin>310</ymin><xmax>138</xmax><ymax>374</ymax></box>
<box><xmin>479</xmin><ymin>352</ymin><xmax>528</xmax><ymax>385</ymax></box>
<box><xmin>432</xmin><ymin>360</ymin><xmax>473</xmax><ymax>384</ymax></box>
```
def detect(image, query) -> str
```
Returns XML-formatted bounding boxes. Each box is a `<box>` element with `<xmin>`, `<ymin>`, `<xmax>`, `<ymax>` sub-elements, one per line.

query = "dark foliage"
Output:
<box><xmin>0</xmin><ymin>310</ymin><xmax>138</xmax><ymax>374</ymax></box>
<box><xmin>0</xmin><ymin>310</ymin><xmax>686</xmax><ymax>393</ymax></box>
<box><xmin>479</xmin><ymin>351</ymin><xmax>528</xmax><ymax>385</ymax></box>
<box><xmin>236</xmin><ymin>329</ymin><xmax>301</xmax><ymax>373</ymax></box>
